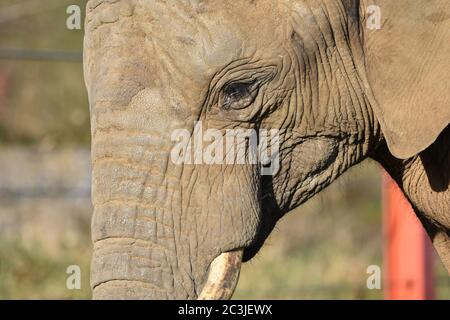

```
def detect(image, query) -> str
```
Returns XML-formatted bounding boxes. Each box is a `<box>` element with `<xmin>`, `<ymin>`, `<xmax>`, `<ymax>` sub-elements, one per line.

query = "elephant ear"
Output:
<box><xmin>362</xmin><ymin>0</ymin><xmax>450</xmax><ymax>159</ymax></box>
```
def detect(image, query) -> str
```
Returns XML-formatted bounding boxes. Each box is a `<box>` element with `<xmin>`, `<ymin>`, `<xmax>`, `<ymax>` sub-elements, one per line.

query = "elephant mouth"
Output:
<box><xmin>197</xmin><ymin>249</ymin><xmax>243</xmax><ymax>300</ymax></box>
<box><xmin>197</xmin><ymin>173</ymin><xmax>280</xmax><ymax>299</ymax></box>
<box><xmin>197</xmin><ymin>232</ymin><xmax>273</xmax><ymax>299</ymax></box>
<box><xmin>243</xmin><ymin>206</ymin><xmax>280</xmax><ymax>262</ymax></box>
<box><xmin>242</xmin><ymin>241</ymin><xmax>265</xmax><ymax>262</ymax></box>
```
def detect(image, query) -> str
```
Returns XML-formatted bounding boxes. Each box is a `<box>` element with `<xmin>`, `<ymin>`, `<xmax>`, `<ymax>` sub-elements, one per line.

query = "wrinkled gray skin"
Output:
<box><xmin>84</xmin><ymin>0</ymin><xmax>450</xmax><ymax>299</ymax></box>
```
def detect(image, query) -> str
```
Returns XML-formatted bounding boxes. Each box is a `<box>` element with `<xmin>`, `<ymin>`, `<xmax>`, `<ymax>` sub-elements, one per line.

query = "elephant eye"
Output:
<box><xmin>220</xmin><ymin>81</ymin><xmax>258</xmax><ymax>110</ymax></box>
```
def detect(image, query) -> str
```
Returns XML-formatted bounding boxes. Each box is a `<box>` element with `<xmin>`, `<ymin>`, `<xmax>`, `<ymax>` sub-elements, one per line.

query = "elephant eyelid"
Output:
<box><xmin>211</xmin><ymin>66</ymin><xmax>277</xmax><ymax>113</ymax></box>
<box><xmin>220</xmin><ymin>81</ymin><xmax>258</xmax><ymax>110</ymax></box>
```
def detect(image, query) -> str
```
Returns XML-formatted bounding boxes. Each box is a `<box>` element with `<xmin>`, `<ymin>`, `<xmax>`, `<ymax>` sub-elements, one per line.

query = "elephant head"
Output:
<box><xmin>84</xmin><ymin>0</ymin><xmax>450</xmax><ymax>299</ymax></box>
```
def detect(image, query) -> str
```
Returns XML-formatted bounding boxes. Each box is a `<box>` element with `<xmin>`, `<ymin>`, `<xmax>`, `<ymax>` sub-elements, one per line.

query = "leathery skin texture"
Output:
<box><xmin>83</xmin><ymin>0</ymin><xmax>450</xmax><ymax>299</ymax></box>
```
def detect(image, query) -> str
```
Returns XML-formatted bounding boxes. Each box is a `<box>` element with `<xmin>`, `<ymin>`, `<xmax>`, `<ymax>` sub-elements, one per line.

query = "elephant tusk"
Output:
<box><xmin>197</xmin><ymin>250</ymin><xmax>243</xmax><ymax>300</ymax></box>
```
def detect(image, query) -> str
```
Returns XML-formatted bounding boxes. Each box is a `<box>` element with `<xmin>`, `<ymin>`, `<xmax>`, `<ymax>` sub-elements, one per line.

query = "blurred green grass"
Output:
<box><xmin>0</xmin><ymin>0</ymin><xmax>89</xmax><ymax>146</ymax></box>
<box><xmin>0</xmin><ymin>239</ymin><xmax>91</xmax><ymax>299</ymax></box>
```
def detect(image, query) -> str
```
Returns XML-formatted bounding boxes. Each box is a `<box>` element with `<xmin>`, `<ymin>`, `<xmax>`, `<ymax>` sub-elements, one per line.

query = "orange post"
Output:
<box><xmin>383</xmin><ymin>173</ymin><xmax>434</xmax><ymax>300</ymax></box>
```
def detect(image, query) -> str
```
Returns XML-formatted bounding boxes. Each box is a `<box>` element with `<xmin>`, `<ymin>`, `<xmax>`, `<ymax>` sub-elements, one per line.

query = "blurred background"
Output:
<box><xmin>0</xmin><ymin>0</ymin><xmax>448</xmax><ymax>299</ymax></box>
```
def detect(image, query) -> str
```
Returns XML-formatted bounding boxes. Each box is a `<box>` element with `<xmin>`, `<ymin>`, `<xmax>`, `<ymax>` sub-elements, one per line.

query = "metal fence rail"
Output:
<box><xmin>0</xmin><ymin>48</ymin><xmax>82</xmax><ymax>62</ymax></box>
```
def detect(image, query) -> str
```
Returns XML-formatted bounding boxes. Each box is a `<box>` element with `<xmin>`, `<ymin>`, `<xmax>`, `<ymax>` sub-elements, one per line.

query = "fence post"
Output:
<box><xmin>382</xmin><ymin>173</ymin><xmax>434</xmax><ymax>299</ymax></box>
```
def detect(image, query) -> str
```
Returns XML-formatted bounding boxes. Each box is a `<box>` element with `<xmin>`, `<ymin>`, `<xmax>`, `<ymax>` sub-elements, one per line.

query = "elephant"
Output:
<box><xmin>83</xmin><ymin>0</ymin><xmax>450</xmax><ymax>299</ymax></box>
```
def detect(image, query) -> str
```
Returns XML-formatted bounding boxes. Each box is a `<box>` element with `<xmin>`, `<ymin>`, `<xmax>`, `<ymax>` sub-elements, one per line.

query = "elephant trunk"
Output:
<box><xmin>89</xmin><ymin>127</ymin><xmax>193</xmax><ymax>299</ymax></box>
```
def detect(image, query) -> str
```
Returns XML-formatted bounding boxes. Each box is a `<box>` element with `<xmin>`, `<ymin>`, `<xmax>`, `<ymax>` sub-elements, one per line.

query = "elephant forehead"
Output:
<box><xmin>85</xmin><ymin>0</ymin><xmax>287</xmax><ymax>109</ymax></box>
<box><xmin>138</xmin><ymin>0</ymin><xmax>285</xmax><ymax>80</ymax></box>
